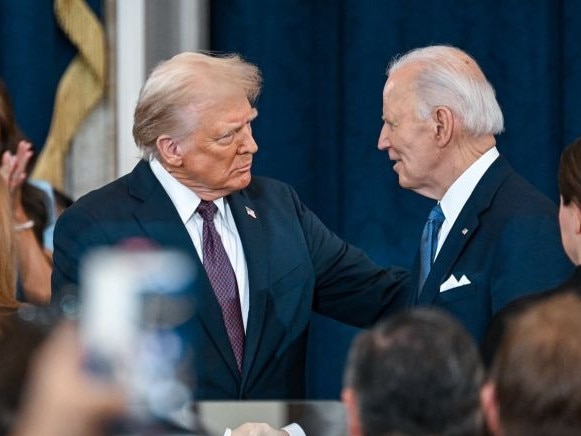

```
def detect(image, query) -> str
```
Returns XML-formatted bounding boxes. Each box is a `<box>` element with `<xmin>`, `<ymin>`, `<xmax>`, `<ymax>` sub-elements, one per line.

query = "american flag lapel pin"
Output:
<box><xmin>245</xmin><ymin>206</ymin><xmax>257</xmax><ymax>219</ymax></box>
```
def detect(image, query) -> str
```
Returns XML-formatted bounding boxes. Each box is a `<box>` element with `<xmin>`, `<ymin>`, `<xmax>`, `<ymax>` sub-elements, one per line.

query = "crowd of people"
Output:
<box><xmin>1</xmin><ymin>44</ymin><xmax>581</xmax><ymax>436</ymax></box>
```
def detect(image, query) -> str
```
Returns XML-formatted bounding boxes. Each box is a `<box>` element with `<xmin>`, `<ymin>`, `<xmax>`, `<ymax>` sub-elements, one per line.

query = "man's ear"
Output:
<box><xmin>433</xmin><ymin>106</ymin><xmax>454</xmax><ymax>146</ymax></box>
<box><xmin>342</xmin><ymin>387</ymin><xmax>363</xmax><ymax>436</ymax></box>
<box><xmin>481</xmin><ymin>381</ymin><xmax>501</xmax><ymax>436</ymax></box>
<box><xmin>156</xmin><ymin>135</ymin><xmax>183</xmax><ymax>166</ymax></box>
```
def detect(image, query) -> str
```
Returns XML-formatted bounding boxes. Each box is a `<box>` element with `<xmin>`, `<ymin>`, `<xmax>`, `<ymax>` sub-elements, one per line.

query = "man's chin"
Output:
<box><xmin>397</xmin><ymin>174</ymin><xmax>413</xmax><ymax>190</ymax></box>
<box><xmin>235</xmin><ymin>172</ymin><xmax>252</xmax><ymax>190</ymax></box>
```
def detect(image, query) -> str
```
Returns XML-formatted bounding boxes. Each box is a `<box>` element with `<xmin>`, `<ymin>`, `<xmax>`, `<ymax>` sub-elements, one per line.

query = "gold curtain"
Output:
<box><xmin>31</xmin><ymin>0</ymin><xmax>106</xmax><ymax>190</ymax></box>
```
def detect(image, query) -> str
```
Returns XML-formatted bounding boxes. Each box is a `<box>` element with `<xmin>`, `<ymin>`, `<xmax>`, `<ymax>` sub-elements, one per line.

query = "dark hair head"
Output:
<box><xmin>344</xmin><ymin>308</ymin><xmax>484</xmax><ymax>436</ymax></box>
<box><xmin>559</xmin><ymin>136</ymin><xmax>581</xmax><ymax>206</ymax></box>
<box><xmin>490</xmin><ymin>292</ymin><xmax>581</xmax><ymax>435</ymax></box>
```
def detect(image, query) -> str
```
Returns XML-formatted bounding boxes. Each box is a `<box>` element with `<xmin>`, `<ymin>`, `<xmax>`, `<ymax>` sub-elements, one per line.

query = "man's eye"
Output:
<box><xmin>217</xmin><ymin>132</ymin><xmax>235</xmax><ymax>144</ymax></box>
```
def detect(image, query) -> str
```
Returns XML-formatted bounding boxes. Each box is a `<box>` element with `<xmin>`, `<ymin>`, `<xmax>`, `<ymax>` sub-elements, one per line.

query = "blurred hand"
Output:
<box><xmin>231</xmin><ymin>423</ymin><xmax>289</xmax><ymax>436</ymax></box>
<box><xmin>11</xmin><ymin>322</ymin><xmax>126</xmax><ymax>436</ymax></box>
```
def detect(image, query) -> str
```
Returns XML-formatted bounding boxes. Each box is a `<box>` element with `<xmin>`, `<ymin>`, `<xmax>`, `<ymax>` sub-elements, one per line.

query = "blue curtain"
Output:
<box><xmin>0</xmin><ymin>0</ymin><xmax>101</xmax><ymax>154</ymax></box>
<box><xmin>211</xmin><ymin>0</ymin><xmax>581</xmax><ymax>398</ymax></box>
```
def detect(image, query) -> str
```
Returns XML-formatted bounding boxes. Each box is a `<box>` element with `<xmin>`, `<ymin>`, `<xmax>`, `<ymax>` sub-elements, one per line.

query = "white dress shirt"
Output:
<box><xmin>435</xmin><ymin>147</ymin><xmax>500</xmax><ymax>259</ymax></box>
<box><xmin>149</xmin><ymin>158</ymin><xmax>250</xmax><ymax>329</ymax></box>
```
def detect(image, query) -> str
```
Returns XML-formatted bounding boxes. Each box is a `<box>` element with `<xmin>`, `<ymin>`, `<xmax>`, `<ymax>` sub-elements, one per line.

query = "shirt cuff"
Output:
<box><xmin>224</xmin><ymin>423</ymin><xmax>305</xmax><ymax>436</ymax></box>
<box><xmin>283</xmin><ymin>423</ymin><xmax>306</xmax><ymax>436</ymax></box>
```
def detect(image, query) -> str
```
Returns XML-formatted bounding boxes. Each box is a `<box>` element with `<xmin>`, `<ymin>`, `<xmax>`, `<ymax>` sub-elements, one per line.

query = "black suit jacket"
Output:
<box><xmin>52</xmin><ymin>160</ymin><xmax>411</xmax><ymax>399</ymax></box>
<box><xmin>409</xmin><ymin>156</ymin><xmax>573</xmax><ymax>344</ymax></box>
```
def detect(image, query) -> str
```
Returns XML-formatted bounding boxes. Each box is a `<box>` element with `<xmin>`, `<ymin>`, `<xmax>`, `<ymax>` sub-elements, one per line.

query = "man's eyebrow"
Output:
<box><xmin>248</xmin><ymin>108</ymin><xmax>259</xmax><ymax>121</ymax></box>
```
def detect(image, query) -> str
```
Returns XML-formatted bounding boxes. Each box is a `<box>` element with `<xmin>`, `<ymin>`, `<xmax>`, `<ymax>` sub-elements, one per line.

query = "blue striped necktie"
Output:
<box><xmin>418</xmin><ymin>203</ymin><xmax>445</xmax><ymax>293</ymax></box>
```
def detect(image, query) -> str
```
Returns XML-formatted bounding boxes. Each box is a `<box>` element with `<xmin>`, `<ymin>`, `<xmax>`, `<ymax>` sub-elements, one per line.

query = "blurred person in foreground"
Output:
<box><xmin>8</xmin><ymin>323</ymin><xmax>125</xmax><ymax>436</ymax></box>
<box><xmin>0</xmin><ymin>176</ymin><xmax>48</xmax><ymax>432</ymax></box>
<box><xmin>342</xmin><ymin>308</ymin><xmax>485</xmax><ymax>436</ymax></box>
<box><xmin>52</xmin><ymin>51</ymin><xmax>411</xmax><ymax>401</ymax></box>
<box><xmin>481</xmin><ymin>292</ymin><xmax>581</xmax><ymax>436</ymax></box>
<box><xmin>378</xmin><ymin>45</ymin><xmax>572</xmax><ymax>344</ymax></box>
<box><xmin>484</xmin><ymin>135</ymin><xmax>581</xmax><ymax>362</ymax></box>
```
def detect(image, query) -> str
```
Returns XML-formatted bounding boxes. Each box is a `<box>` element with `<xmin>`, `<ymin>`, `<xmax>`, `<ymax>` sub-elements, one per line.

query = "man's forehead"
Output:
<box><xmin>382</xmin><ymin>78</ymin><xmax>405</xmax><ymax>104</ymax></box>
<box><xmin>383</xmin><ymin>79</ymin><xmax>396</xmax><ymax>97</ymax></box>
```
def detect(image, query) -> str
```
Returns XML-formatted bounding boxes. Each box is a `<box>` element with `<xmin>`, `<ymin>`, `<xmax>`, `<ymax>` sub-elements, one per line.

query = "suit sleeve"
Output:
<box><xmin>287</xmin><ymin>186</ymin><xmax>412</xmax><ymax>326</ymax></box>
<box><xmin>51</xmin><ymin>204</ymin><xmax>111</xmax><ymax>305</ymax></box>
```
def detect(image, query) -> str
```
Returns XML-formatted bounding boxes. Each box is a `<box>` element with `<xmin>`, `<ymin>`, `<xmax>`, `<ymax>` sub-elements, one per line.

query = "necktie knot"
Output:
<box><xmin>197</xmin><ymin>200</ymin><xmax>218</xmax><ymax>222</ymax></box>
<box><xmin>428</xmin><ymin>203</ymin><xmax>445</xmax><ymax>225</ymax></box>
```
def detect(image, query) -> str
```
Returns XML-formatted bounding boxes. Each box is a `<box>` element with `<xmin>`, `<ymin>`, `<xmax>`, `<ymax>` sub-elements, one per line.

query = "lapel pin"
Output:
<box><xmin>461</xmin><ymin>228</ymin><xmax>469</xmax><ymax>235</ymax></box>
<box><xmin>245</xmin><ymin>206</ymin><xmax>257</xmax><ymax>219</ymax></box>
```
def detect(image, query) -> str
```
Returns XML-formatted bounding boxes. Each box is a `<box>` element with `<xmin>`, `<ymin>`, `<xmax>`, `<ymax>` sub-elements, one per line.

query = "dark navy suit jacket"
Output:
<box><xmin>51</xmin><ymin>160</ymin><xmax>411</xmax><ymax>400</ymax></box>
<box><xmin>483</xmin><ymin>266</ymin><xmax>581</xmax><ymax>365</ymax></box>
<box><xmin>411</xmin><ymin>156</ymin><xmax>573</xmax><ymax>344</ymax></box>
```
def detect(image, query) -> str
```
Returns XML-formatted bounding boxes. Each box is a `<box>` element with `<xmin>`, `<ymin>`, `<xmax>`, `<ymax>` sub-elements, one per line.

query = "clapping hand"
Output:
<box><xmin>0</xmin><ymin>140</ymin><xmax>34</xmax><ymax>208</ymax></box>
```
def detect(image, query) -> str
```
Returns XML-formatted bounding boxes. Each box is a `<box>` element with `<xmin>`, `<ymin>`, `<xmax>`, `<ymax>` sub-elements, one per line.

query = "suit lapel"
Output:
<box><xmin>227</xmin><ymin>190</ymin><xmax>269</xmax><ymax>386</ymax></box>
<box><xmin>418</xmin><ymin>208</ymin><xmax>480</xmax><ymax>304</ymax></box>
<box><xmin>127</xmin><ymin>161</ymin><xmax>241</xmax><ymax>378</ymax></box>
<box><xmin>129</xmin><ymin>163</ymin><xmax>195</xmax><ymax>254</ymax></box>
<box><xmin>417</xmin><ymin>156</ymin><xmax>513</xmax><ymax>305</ymax></box>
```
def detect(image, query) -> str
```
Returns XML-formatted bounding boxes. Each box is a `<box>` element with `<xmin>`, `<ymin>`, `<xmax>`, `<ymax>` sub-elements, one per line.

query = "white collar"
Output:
<box><xmin>149</xmin><ymin>158</ymin><xmax>226</xmax><ymax>223</ymax></box>
<box><xmin>439</xmin><ymin>147</ymin><xmax>499</xmax><ymax>227</ymax></box>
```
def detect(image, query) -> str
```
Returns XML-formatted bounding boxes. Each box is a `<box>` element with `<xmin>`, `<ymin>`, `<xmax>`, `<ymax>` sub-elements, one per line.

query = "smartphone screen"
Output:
<box><xmin>79</xmin><ymin>245</ymin><xmax>197</xmax><ymax>425</ymax></box>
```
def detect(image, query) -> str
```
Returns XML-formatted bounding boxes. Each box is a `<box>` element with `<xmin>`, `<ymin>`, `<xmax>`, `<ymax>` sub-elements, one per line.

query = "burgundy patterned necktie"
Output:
<box><xmin>197</xmin><ymin>200</ymin><xmax>245</xmax><ymax>371</ymax></box>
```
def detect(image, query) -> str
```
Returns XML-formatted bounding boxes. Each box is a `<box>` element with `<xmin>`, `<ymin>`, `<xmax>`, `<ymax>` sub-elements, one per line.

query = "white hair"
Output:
<box><xmin>388</xmin><ymin>45</ymin><xmax>504</xmax><ymax>136</ymax></box>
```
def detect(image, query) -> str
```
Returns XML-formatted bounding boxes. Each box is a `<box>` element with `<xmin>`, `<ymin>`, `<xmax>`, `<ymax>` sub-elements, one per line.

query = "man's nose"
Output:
<box><xmin>378</xmin><ymin>125</ymin><xmax>390</xmax><ymax>150</ymax></box>
<box><xmin>239</xmin><ymin>124</ymin><xmax>258</xmax><ymax>154</ymax></box>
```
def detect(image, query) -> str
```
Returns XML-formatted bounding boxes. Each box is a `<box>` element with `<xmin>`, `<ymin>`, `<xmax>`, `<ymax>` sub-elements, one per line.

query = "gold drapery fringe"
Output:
<box><xmin>32</xmin><ymin>0</ymin><xmax>106</xmax><ymax>190</ymax></box>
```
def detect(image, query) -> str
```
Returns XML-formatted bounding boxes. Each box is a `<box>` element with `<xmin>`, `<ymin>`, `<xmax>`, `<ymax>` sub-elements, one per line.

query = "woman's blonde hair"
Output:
<box><xmin>0</xmin><ymin>179</ymin><xmax>18</xmax><ymax>312</ymax></box>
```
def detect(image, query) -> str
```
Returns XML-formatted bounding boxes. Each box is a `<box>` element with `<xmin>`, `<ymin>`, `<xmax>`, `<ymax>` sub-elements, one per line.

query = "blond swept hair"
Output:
<box><xmin>133</xmin><ymin>52</ymin><xmax>262</xmax><ymax>159</ymax></box>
